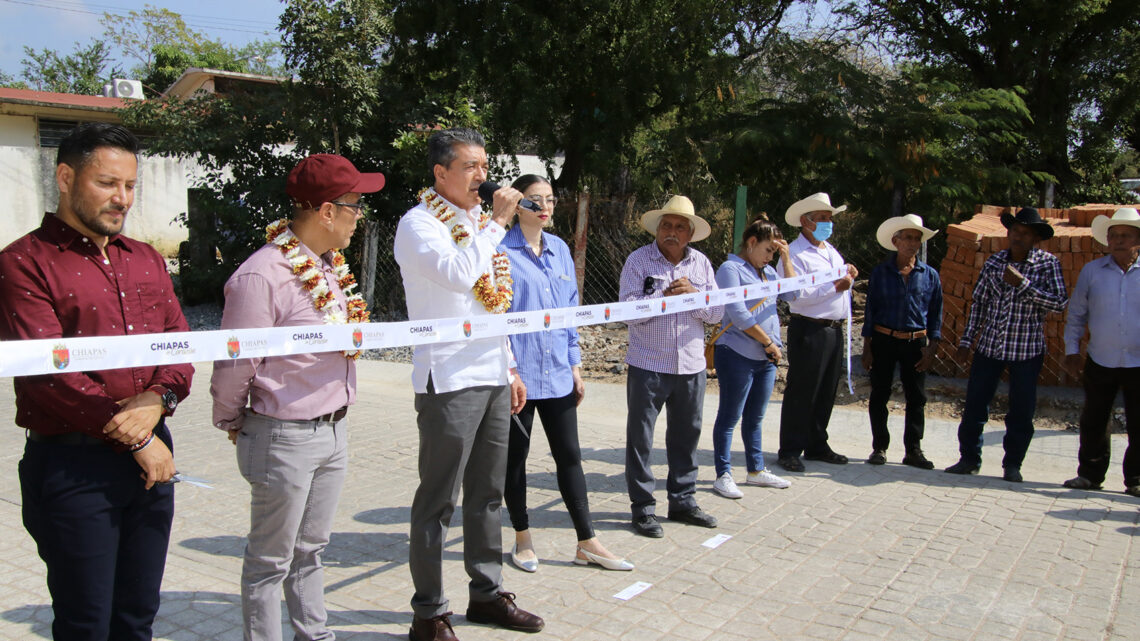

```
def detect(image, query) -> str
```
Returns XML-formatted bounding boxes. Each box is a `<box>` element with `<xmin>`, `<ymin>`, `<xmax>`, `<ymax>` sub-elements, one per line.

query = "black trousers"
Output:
<box><xmin>779</xmin><ymin>317</ymin><xmax>843</xmax><ymax>459</ymax></box>
<box><xmin>504</xmin><ymin>392</ymin><xmax>595</xmax><ymax>541</ymax></box>
<box><xmin>867</xmin><ymin>334</ymin><xmax>928</xmax><ymax>451</ymax></box>
<box><xmin>19</xmin><ymin>423</ymin><xmax>174</xmax><ymax>641</ymax></box>
<box><xmin>1076</xmin><ymin>358</ymin><xmax>1140</xmax><ymax>487</ymax></box>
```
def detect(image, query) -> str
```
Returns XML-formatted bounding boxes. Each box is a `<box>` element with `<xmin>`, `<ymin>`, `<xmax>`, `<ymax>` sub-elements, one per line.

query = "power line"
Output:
<box><xmin>0</xmin><ymin>0</ymin><xmax>280</xmax><ymax>36</ymax></box>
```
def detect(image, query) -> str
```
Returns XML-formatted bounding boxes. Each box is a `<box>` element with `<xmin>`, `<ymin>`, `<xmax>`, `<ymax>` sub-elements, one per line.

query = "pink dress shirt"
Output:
<box><xmin>210</xmin><ymin>239</ymin><xmax>356</xmax><ymax>430</ymax></box>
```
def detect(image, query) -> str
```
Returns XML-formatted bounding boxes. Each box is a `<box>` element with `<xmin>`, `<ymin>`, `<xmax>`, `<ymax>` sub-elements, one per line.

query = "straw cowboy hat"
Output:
<box><xmin>785</xmin><ymin>192</ymin><xmax>847</xmax><ymax>227</ymax></box>
<box><xmin>875</xmin><ymin>214</ymin><xmax>939</xmax><ymax>251</ymax></box>
<box><xmin>639</xmin><ymin>195</ymin><xmax>712</xmax><ymax>242</ymax></box>
<box><xmin>1091</xmin><ymin>207</ymin><xmax>1140</xmax><ymax>246</ymax></box>
<box><xmin>1000</xmin><ymin>207</ymin><xmax>1055</xmax><ymax>240</ymax></box>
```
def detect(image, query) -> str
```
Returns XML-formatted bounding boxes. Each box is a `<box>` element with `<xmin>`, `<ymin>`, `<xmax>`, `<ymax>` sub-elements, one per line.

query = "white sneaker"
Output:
<box><xmin>713</xmin><ymin>472</ymin><xmax>744</xmax><ymax>499</ymax></box>
<box><xmin>746</xmin><ymin>469</ymin><xmax>791</xmax><ymax>489</ymax></box>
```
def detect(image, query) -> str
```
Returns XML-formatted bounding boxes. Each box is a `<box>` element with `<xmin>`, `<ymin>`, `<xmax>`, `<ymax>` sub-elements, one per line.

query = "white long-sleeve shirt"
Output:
<box><xmin>777</xmin><ymin>234</ymin><xmax>849</xmax><ymax>321</ymax></box>
<box><xmin>393</xmin><ymin>194</ymin><xmax>512</xmax><ymax>393</ymax></box>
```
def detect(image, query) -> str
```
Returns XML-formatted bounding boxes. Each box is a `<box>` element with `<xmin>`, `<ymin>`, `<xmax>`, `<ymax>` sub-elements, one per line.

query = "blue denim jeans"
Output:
<box><xmin>956</xmin><ymin>351</ymin><xmax>1044</xmax><ymax>470</ymax></box>
<box><xmin>712</xmin><ymin>344</ymin><xmax>777</xmax><ymax>477</ymax></box>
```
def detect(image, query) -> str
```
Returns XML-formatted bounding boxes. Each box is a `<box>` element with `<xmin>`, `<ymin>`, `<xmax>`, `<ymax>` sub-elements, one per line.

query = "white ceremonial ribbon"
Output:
<box><xmin>845</xmin><ymin>290</ymin><xmax>854</xmax><ymax>395</ymax></box>
<box><xmin>0</xmin><ymin>266</ymin><xmax>848</xmax><ymax>377</ymax></box>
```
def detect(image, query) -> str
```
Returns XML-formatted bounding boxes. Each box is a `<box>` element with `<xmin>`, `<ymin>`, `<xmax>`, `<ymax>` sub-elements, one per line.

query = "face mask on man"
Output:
<box><xmin>812</xmin><ymin>221</ymin><xmax>833</xmax><ymax>242</ymax></box>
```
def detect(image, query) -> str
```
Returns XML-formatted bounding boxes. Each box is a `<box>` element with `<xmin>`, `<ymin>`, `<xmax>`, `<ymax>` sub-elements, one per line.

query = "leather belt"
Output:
<box><xmin>790</xmin><ymin>314</ymin><xmax>843</xmax><ymax>329</ymax></box>
<box><xmin>26</xmin><ymin>430</ymin><xmax>106</xmax><ymax>446</ymax></box>
<box><xmin>873</xmin><ymin>325</ymin><xmax>927</xmax><ymax>340</ymax></box>
<box><xmin>249</xmin><ymin>406</ymin><xmax>348</xmax><ymax>424</ymax></box>
<box><xmin>312</xmin><ymin>406</ymin><xmax>348</xmax><ymax>423</ymax></box>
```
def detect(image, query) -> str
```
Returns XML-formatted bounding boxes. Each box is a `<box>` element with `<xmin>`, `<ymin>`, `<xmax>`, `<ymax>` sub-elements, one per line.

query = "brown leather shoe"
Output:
<box><xmin>466</xmin><ymin>591</ymin><xmax>544</xmax><ymax>633</ymax></box>
<box><xmin>409</xmin><ymin>612</ymin><xmax>458</xmax><ymax>641</ymax></box>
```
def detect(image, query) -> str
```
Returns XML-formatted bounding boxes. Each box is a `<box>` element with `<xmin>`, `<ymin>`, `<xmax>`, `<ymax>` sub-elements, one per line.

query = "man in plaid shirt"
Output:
<box><xmin>619</xmin><ymin>195</ymin><xmax>723</xmax><ymax>538</ymax></box>
<box><xmin>947</xmin><ymin>208</ymin><xmax>1068</xmax><ymax>482</ymax></box>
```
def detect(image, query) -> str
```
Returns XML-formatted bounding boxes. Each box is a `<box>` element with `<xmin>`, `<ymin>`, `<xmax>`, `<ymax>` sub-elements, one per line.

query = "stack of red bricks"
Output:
<box><xmin>933</xmin><ymin>204</ymin><xmax>1135</xmax><ymax>386</ymax></box>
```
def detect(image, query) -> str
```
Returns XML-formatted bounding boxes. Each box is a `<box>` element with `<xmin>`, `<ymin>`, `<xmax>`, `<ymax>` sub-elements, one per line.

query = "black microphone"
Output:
<box><xmin>477</xmin><ymin>181</ymin><xmax>542</xmax><ymax>212</ymax></box>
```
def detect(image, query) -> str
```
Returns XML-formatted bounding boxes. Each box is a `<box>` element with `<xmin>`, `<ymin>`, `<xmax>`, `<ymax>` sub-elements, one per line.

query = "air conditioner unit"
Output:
<box><xmin>112</xmin><ymin>79</ymin><xmax>145</xmax><ymax>100</ymax></box>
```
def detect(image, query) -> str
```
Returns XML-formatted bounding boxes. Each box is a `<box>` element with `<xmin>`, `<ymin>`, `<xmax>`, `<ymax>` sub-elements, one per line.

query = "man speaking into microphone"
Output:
<box><xmin>394</xmin><ymin>127</ymin><xmax>544</xmax><ymax>641</ymax></box>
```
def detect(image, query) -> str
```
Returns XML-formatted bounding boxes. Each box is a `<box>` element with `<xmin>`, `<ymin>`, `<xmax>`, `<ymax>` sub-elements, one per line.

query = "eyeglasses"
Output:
<box><xmin>332</xmin><ymin>201</ymin><xmax>365</xmax><ymax>214</ymax></box>
<box><xmin>643</xmin><ymin>276</ymin><xmax>657</xmax><ymax>295</ymax></box>
<box><xmin>525</xmin><ymin>196</ymin><xmax>558</xmax><ymax>207</ymax></box>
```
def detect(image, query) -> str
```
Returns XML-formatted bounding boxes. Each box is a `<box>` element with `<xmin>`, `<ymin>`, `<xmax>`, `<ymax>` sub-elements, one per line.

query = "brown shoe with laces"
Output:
<box><xmin>410</xmin><ymin>612</ymin><xmax>458</xmax><ymax>641</ymax></box>
<box><xmin>466</xmin><ymin>591</ymin><xmax>544</xmax><ymax>633</ymax></box>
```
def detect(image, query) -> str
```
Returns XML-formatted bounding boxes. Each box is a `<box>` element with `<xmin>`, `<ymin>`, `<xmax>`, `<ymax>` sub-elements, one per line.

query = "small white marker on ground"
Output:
<box><xmin>613</xmin><ymin>581</ymin><xmax>652</xmax><ymax>601</ymax></box>
<box><xmin>702</xmin><ymin>533</ymin><xmax>732</xmax><ymax>549</ymax></box>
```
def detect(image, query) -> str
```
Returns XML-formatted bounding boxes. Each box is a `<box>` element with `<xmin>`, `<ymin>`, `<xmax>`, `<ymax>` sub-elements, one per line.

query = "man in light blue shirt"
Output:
<box><xmin>1061</xmin><ymin>208</ymin><xmax>1140</xmax><ymax>496</ymax></box>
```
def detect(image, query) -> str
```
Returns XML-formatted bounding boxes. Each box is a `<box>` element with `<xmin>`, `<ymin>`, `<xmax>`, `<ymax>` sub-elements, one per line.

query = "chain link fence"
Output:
<box><xmin>358</xmin><ymin>198</ymin><xmax>1074</xmax><ymax>389</ymax></box>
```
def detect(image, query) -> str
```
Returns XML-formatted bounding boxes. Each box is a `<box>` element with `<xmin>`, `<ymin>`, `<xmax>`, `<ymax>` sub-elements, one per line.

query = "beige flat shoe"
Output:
<box><xmin>573</xmin><ymin>546</ymin><xmax>634</xmax><ymax>571</ymax></box>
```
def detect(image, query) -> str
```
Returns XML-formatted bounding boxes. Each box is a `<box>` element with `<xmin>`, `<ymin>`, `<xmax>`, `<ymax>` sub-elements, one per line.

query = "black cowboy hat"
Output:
<box><xmin>1000</xmin><ymin>207</ymin><xmax>1055</xmax><ymax>241</ymax></box>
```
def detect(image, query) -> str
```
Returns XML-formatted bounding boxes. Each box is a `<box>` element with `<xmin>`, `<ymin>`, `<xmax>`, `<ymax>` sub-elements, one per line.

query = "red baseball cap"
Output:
<box><xmin>286</xmin><ymin>154</ymin><xmax>385</xmax><ymax>208</ymax></box>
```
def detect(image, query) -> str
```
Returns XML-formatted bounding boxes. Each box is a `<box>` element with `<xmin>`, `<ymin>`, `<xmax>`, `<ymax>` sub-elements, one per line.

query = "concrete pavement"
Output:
<box><xmin>1</xmin><ymin>360</ymin><xmax>1136</xmax><ymax>640</ymax></box>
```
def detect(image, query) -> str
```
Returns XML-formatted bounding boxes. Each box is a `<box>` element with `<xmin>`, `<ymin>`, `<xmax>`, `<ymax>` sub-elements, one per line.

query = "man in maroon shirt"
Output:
<box><xmin>0</xmin><ymin>123</ymin><xmax>193</xmax><ymax>641</ymax></box>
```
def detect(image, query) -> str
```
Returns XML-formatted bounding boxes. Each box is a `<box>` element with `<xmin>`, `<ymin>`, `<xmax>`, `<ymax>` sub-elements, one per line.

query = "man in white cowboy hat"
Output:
<box><xmin>947</xmin><ymin>207</ymin><xmax>1067</xmax><ymax>482</ymax></box>
<box><xmin>1061</xmin><ymin>207</ymin><xmax>1140</xmax><ymax>496</ymax></box>
<box><xmin>618</xmin><ymin>194</ymin><xmax>723</xmax><ymax>538</ymax></box>
<box><xmin>775</xmin><ymin>192</ymin><xmax>859</xmax><ymax>473</ymax></box>
<box><xmin>861</xmin><ymin>214</ymin><xmax>942</xmax><ymax>469</ymax></box>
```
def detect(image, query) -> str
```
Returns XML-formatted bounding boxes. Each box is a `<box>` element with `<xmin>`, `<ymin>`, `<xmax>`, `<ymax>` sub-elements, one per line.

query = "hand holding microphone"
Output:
<box><xmin>478</xmin><ymin>182</ymin><xmax>540</xmax><ymax>227</ymax></box>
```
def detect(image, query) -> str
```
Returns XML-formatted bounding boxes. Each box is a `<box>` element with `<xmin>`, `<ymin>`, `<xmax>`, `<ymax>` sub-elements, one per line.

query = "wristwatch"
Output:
<box><xmin>149</xmin><ymin>385</ymin><xmax>178</xmax><ymax>416</ymax></box>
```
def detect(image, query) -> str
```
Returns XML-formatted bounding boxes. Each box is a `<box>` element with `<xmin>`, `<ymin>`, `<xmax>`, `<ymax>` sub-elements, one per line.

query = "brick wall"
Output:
<box><xmin>932</xmin><ymin>204</ymin><xmax>1136</xmax><ymax>386</ymax></box>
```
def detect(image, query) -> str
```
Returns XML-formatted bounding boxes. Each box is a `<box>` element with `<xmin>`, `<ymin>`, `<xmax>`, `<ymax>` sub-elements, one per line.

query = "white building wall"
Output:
<box><xmin>0</xmin><ymin>115</ymin><xmax>47</xmax><ymax>241</ymax></box>
<box><xmin>1</xmin><ymin>126</ymin><xmax>198</xmax><ymax>256</ymax></box>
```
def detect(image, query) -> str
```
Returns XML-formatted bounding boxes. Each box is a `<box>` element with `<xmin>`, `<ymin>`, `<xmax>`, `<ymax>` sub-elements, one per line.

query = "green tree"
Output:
<box><xmin>18</xmin><ymin>41</ymin><xmax>122</xmax><ymax>95</ymax></box>
<box><xmin>381</xmin><ymin>0</ymin><xmax>795</xmax><ymax>194</ymax></box>
<box><xmin>100</xmin><ymin>5</ymin><xmax>206</xmax><ymax>76</ymax></box>
<box><xmin>143</xmin><ymin>42</ymin><xmax>251</xmax><ymax>95</ymax></box>
<box><xmin>0</xmin><ymin>70</ymin><xmax>27</xmax><ymax>89</ymax></box>
<box><xmin>101</xmin><ymin>4</ymin><xmax>288</xmax><ymax>95</ymax></box>
<box><xmin>839</xmin><ymin>0</ymin><xmax>1140</xmax><ymax>206</ymax></box>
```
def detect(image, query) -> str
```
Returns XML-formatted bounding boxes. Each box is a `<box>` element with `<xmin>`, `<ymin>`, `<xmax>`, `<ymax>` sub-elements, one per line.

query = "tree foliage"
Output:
<box><xmin>381</xmin><ymin>0</ymin><xmax>795</xmax><ymax>195</ymax></box>
<box><xmin>100</xmin><ymin>3</ymin><xmax>288</xmax><ymax>96</ymax></box>
<box><xmin>16</xmin><ymin>41</ymin><xmax>122</xmax><ymax>95</ymax></box>
<box><xmin>838</xmin><ymin>0</ymin><xmax>1140</xmax><ymax>206</ymax></box>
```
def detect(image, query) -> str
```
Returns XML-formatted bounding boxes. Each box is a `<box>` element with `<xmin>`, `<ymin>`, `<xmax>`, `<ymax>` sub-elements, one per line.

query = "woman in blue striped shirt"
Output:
<box><xmin>711</xmin><ymin>218</ymin><xmax>799</xmax><ymax>499</ymax></box>
<box><xmin>500</xmin><ymin>174</ymin><xmax>633</xmax><ymax>572</ymax></box>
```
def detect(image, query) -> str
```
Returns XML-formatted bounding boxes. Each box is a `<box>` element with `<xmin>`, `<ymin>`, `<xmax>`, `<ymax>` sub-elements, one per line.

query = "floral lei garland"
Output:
<box><xmin>419</xmin><ymin>188</ymin><xmax>513</xmax><ymax>314</ymax></box>
<box><xmin>266</xmin><ymin>219</ymin><xmax>370</xmax><ymax>359</ymax></box>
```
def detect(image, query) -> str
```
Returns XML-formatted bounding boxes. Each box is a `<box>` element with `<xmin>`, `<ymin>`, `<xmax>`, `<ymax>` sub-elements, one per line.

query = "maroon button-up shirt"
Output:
<box><xmin>0</xmin><ymin>214</ymin><xmax>193</xmax><ymax>439</ymax></box>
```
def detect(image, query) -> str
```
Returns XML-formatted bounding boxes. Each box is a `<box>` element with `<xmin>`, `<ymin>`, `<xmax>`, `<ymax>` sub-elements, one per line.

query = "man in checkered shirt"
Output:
<box><xmin>618</xmin><ymin>195</ymin><xmax>723</xmax><ymax>538</ymax></box>
<box><xmin>946</xmin><ymin>207</ymin><xmax>1068</xmax><ymax>482</ymax></box>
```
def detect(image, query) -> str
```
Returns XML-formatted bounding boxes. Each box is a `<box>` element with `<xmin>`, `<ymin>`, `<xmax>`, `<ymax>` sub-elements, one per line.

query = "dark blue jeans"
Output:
<box><xmin>19</xmin><ymin>423</ymin><xmax>174</xmax><ymax>641</ymax></box>
<box><xmin>957</xmin><ymin>352</ymin><xmax>1044</xmax><ymax>470</ymax></box>
<box><xmin>712</xmin><ymin>344</ymin><xmax>777</xmax><ymax>477</ymax></box>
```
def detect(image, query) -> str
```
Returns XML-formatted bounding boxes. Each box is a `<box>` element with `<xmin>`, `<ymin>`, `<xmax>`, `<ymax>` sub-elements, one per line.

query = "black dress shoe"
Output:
<box><xmin>632</xmin><ymin>514</ymin><xmax>664</xmax><ymax>538</ymax></box>
<box><xmin>466</xmin><ymin>592</ymin><xmax>544</xmax><ymax>633</ymax></box>
<box><xmin>804</xmin><ymin>450</ymin><xmax>848</xmax><ymax>464</ymax></box>
<box><xmin>667</xmin><ymin>506</ymin><xmax>718</xmax><ymax>528</ymax></box>
<box><xmin>902</xmin><ymin>448</ymin><xmax>935</xmax><ymax>470</ymax></box>
<box><xmin>1003</xmin><ymin>468</ymin><xmax>1023</xmax><ymax>483</ymax></box>
<box><xmin>944</xmin><ymin>460</ymin><xmax>980</xmax><ymax>475</ymax></box>
<box><xmin>867</xmin><ymin>450</ymin><xmax>887</xmax><ymax>465</ymax></box>
<box><xmin>777</xmin><ymin>456</ymin><xmax>805</xmax><ymax>472</ymax></box>
<box><xmin>410</xmin><ymin>613</ymin><xmax>458</xmax><ymax>641</ymax></box>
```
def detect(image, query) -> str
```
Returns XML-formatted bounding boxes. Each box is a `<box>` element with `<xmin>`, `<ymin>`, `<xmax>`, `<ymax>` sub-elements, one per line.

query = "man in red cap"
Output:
<box><xmin>211</xmin><ymin>153</ymin><xmax>384</xmax><ymax>641</ymax></box>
